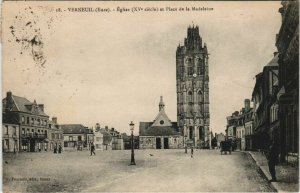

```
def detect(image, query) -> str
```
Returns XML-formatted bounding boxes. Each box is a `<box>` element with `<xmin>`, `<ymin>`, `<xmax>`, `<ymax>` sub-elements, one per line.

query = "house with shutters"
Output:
<box><xmin>2</xmin><ymin>91</ymin><xmax>63</xmax><ymax>152</ymax></box>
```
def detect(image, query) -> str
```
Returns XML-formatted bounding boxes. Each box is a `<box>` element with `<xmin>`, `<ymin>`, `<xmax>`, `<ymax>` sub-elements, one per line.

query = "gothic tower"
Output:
<box><xmin>176</xmin><ymin>25</ymin><xmax>210</xmax><ymax>148</ymax></box>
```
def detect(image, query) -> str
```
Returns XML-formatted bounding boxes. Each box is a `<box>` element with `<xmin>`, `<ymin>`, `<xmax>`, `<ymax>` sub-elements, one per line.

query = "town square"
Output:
<box><xmin>1</xmin><ymin>1</ymin><xmax>299</xmax><ymax>192</ymax></box>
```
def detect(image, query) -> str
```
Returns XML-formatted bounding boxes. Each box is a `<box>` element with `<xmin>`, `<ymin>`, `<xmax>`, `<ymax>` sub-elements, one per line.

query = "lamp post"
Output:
<box><xmin>129</xmin><ymin>121</ymin><xmax>136</xmax><ymax>165</ymax></box>
<box><xmin>184</xmin><ymin>135</ymin><xmax>187</xmax><ymax>153</ymax></box>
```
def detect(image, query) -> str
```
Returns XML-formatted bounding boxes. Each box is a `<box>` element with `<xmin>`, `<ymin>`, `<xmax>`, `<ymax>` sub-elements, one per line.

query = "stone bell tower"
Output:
<box><xmin>176</xmin><ymin>25</ymin><xmax>210</xmax><ymax>148</ymax></box>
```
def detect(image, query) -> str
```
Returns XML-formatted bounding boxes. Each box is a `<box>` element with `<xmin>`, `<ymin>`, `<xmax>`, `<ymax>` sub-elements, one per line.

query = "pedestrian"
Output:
<box><xmin>90</xmin><ymin>142</ymin><xmax>96</xmax><ymax>156</ymax></box>
<box><xmin>53</xmin><ymin>146</ymin><xmax>57</xmax><ymax>154</ymax></box>
<box><xmin>265</xmin><ymin>142</ymin><xmax>278</xmax><ymax>182</ymax></box>
<box><xmin>58</xmin><ymin>144</ymin><xmax>62</xmax><ymax>154</ymax></box>
<box><xmin>191</xmin><ymin>146</ymin><xmax>194</xmax><ymax>158</ymax></box>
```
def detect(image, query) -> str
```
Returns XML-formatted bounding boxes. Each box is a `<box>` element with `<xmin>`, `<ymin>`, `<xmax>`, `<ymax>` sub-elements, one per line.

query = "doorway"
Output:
<box><xmin>164</xmin><ymin>138</ymin><xmax>169</xmax><ymax>149</ymax></box>
<box><xmin>189</xmin><ymin>127</ymin><xmax>193</xmax><ymax>139</ymax></box>
<box><xmin>30</xmin><ymin>140</ymin><xmax>36</xmax><ymax>152</ymax></box>
<box><xmin>156</xmin><ymin>138</ymin><xmax>161</xmax><ymax>149</ymax></box>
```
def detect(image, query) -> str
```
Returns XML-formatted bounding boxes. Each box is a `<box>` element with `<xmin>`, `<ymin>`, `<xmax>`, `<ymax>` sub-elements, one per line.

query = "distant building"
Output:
<box><xmin>2</xmin><ymin>91</ymin><xmax>63</xmax><ymax>152</ymax></box>
<box><xmin>139</xmin><ymin>96</ymin><xmax>183</xmax><ymax>149</ymax></box>
<box><xmin>95</xmin><ymin>125</ymin><xmax>124</xmax><ymax>150</ymax></box>
<box><xmin>215</xmin><ymin>133</ymin><xmax>225</xmax><ymax>148</ymax></box>
<box><xmin>122</xmin><ymin>133</ymin><xmax>139</xmax><ymax>150</ymax></box>
<box><xmin>61</xmin><ymin>124</ymin><xmax>94</xmax><ymax>150</ymax></box>
<box><xmin>244</xmin><ymin>108</ymin><xmax>254</xmax><ymax>150</ymax></box>
<box><xmin>109</xmin><ymin>128</ymin><xmax>124</xmax><ymax>150</ymax></box>
<box><xmin>94</xmin><ymin>130</ymin><xmax>104</xmax><ymax>150</ymax></box>
<box><xmin>2</xmin><ymin>123</ymin><xmax>20</xmax><ymax>153</ymax></box>
<box><xmin>94</xmin><ymin>123</ymin><xmax>104</xmax><ymax>150</ymax></box>
<box><xmin>226</xmin><ymin>111</ymin><xmax>239</xmax><ymax>140</ymax></box>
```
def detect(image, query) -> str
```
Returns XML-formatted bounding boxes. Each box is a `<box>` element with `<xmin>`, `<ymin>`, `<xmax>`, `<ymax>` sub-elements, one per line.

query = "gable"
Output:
<box><xmin>151</xmin><ymin>110</ymin><xmax>172</xmax><ymax>127</ymax></box>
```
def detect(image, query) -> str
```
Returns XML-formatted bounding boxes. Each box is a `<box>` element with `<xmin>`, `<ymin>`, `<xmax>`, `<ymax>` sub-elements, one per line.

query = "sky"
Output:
<box><xmin>2</xmin><ymin>1</ymin><xmax>282</xmax><ymax>135</ymax></box>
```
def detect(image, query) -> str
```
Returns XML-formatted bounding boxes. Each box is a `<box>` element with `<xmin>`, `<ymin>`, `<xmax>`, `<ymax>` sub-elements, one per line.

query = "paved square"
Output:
<box><xmin>3</xmin><ymin>149</ymin><xmax>274</xmax><ymax>192</ymax></box>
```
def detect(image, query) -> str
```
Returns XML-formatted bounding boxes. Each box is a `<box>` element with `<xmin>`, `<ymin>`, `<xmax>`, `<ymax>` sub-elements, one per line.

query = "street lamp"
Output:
<box><xmin>129</xmin><ymin>121</ymin><xmax>136</xmax><ymax>165</ymax></box>
<box><xmin>184</xmin><ymin>135</ymin><xmax>187</xmax><ymax>153</ymax></box>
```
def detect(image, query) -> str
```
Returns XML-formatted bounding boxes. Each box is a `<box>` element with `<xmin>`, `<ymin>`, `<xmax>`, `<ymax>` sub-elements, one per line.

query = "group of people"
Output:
<box><xmin>53</xmin><ymin>144</ymin><xmax>62</xmax><ymax>154</ymax></box>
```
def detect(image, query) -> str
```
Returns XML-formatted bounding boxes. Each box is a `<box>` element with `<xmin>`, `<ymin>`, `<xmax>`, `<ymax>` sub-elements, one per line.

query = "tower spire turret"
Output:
<box><xmin>159</xmin><ymin>96</ymin><xmax>165</xmax><ymax>112</ymax></box>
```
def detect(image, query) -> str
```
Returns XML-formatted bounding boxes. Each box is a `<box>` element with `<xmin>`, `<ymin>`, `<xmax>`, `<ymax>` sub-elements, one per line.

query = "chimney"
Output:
<box><xmin>7</xmin><ymin>91</ymin><xmax>12</xmax><ymax>99</ymax></box>
<box><xmin>52</xmin><ymin>117</ymin><xmax>57</xmax><ymax>124</ymax></box>
<box><xmin>244</xmin><ymin>99</ymin><xmax>250</xmax><ymax>111</ymax></box>
<box><xmin>38</xmin><ymin>104</ymin><xmax>44</xmax><ymax>112</ymax></box>
<box><xmin>6</xmin><ymin>91</ymin><xmax>13</xmax><ymax>110</ymax></box>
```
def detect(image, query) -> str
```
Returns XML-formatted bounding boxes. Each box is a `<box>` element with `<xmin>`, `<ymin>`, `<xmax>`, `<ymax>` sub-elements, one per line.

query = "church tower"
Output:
<box><xmin>176</xmin><ymin>25</ymin><xmax>210</xmax><ymax>148</ymax></box>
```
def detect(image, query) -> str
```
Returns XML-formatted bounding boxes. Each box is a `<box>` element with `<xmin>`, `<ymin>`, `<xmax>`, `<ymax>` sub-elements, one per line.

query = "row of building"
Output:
<box><xmin>226</xmin><ymin>1</ymin><xmax>298</xmax><ymax>163</ymax></box>
<box><xmin>2</xmin><ymin>91</ymin><xmax>126</xmax><ymax>153</ymax></box>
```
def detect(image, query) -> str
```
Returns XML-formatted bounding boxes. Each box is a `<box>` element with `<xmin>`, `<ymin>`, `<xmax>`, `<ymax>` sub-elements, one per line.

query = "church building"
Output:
<box><xmin>176</xmin><ymin>26</ymin><xmax>210</xmax><ymax>148</ymax></box>
<box><xmin>139</xmin><ymin>97</ymin><xmax>183</xmax><ymax>149</ymax></box>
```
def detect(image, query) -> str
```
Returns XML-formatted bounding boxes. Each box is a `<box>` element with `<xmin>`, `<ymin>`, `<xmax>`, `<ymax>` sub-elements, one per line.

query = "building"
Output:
<box><xmin>95</xmin><ymin>124</ymin><xmax>124</xmax><ymax>150</ymax></box>
<box><xmin>275</xmin><ymin>0</ymin><xmax>299</xmax><ymax>163</ymax></box>
<box><xmin>122</xmin><ymin>133</ymin><xmax>139</xmax><ymax>150</ymax></box>
<box><xmin>94</xmin><ymin>130</ymin><xmax>104</xmax><ymax>150</ymax></box>
<box><xmin>139</xmin><ymin>96</ymin><xmax>183</xmax><ymax>149</ymax></box>
<box><xmin>48</xmin><ymin>117</ymin><xmax>64</xmax><ymax>151</ymax></box>
<box><xmin>176</xmin><ymin>25</ymin><xmax>210</xmax><ymax>148</ymax></box>
<box><xmin>109</xmin><ymin>128</ymin><xmax>124</xmax><ymax>150</ymax></box>
<box><xmin>215</xmin><ymin>133</ymin><xmax>225</xmax><ymax>148</ymax></box>
<box><xmin>226</xmin><ymin>111</ymin><xmax>239</xmax><ymax>140</ymax></box>
<box><xmin>252</xmin><ymin>54</ymin><xmax>279</xmax><ymax>151</ymax></box>
<box><xmin>244</xmin><ymin>108</ymin><xmax>254</xmax><ymax>150</ymax></box>
<box><xmin>2</xmin><ymin>123</ymin><xmax>20</xmax><ymax>153</ymax></box>
<box><xmin>2</xmin><ymin>91</ymin><xmax>63</xmax><ymax>152</ymax></box>
<box><xmin>94</xmin><ymin>123</ymin><xmax>104</xmax><ymax>150</ymax></box>
<box><xmin>61</xmin><ymin>124</ymin><xmax>94</xmax><ymax>150</ymax></box>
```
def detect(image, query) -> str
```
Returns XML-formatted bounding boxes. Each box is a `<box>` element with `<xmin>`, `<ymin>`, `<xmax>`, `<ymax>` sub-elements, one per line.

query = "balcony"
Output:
<box><xmin>22</xmin><ymin>133</ymin><xmax>46</xmax><ymax>139</ymax></box>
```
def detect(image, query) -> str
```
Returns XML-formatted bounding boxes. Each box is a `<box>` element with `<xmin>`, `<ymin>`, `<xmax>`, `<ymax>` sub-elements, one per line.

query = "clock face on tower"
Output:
<box><xmin>193</xmin><ymin>73</ymin><xmax>197</xmax><ymax>78</ymax></box>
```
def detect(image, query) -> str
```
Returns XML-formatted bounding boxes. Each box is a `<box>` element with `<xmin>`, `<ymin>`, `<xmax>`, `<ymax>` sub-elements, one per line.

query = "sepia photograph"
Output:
<box><xmin>1</xmin><ymin>0</ymin><xmax>299</xmax><ymax>192</ymax></box>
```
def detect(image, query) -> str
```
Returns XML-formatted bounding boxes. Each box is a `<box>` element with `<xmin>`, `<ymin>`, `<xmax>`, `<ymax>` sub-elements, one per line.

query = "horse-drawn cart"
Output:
<box><xmin>220</xmin><ymin>141</ymin><xmax>232</xmax><ymax>155</ymax></box>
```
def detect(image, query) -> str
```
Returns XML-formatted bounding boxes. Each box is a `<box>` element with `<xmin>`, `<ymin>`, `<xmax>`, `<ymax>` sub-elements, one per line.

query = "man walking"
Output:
<box><xmin>90</xmin><ymin>142</ymin><xmax>96</xmax><ymax>156</ymax></box>
<box><xmin>191</xmin><ymin>146</ymin><xmax>194</xmax><ymax>158</ymax></box>
<box><xmin>265</xmin><ymin>142</ymin><xmax>278</xmax><ymax>182</ymax></box>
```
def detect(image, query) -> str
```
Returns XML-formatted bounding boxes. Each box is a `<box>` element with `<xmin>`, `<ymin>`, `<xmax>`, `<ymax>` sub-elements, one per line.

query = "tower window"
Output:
<box><xmin>187</xmin><ymin>65</ymin><xmax>193</xmax><ymax>76</ymax></box>
<box><xmin>186</xmin><ymin>58</ymin><xmax>193</xmax><ymax>76</ymax></box>
<box><xmin>197</xmin><ymin>59</ymin><xmax>203</xmax><ymax>75</ymax></box>
<box><xmin>197</xmin><ymin>90</ymin><xmax>203</xmax><ymax>103</ymax></box>
<box><xmin>187</xmin><ymin>91</ymin><xmax>193</xmax><ymax>103</ymax></box>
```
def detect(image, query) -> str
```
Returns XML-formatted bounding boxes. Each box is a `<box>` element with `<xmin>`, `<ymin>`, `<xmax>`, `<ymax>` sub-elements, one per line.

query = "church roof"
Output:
<box><xmin>139</xmin><ymin>122</ymin><xmax>180</xmax><ymax>136</ymax></box>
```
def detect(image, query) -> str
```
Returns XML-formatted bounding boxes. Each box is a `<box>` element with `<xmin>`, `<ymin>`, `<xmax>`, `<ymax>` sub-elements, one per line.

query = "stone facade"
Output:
<box><xmin>139</xmin><ymin>96</ymin><xmax>183</xmax><ymax>149</ymax></box>
<box><xmin>176</xmin><ymin>26</ymin><xmax>210</xmax><ymax>148</ymax></box>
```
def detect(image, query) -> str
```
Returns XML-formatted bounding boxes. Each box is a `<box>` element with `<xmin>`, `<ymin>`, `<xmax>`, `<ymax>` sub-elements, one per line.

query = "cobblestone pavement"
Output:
<box><xmin>3</xmin><ymin>149</ymin><xmax>275</xmax><ymax>192</ymax></box>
